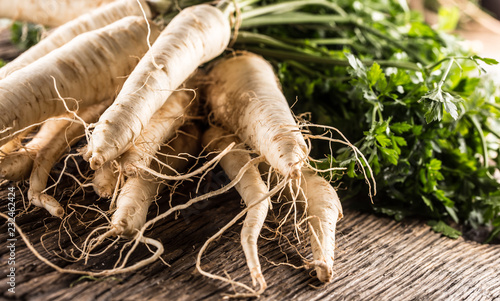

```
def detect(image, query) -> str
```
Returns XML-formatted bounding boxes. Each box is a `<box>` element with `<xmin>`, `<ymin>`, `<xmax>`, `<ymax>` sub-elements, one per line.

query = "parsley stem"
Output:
<box><xmin>468</xmin><ymin>115</ymin><xmax>489</xmax><ymax>168</ymax></box>
<box><xmin>241</xmin><ymin>47</ymin><xmax>421</xmax><ymax>71</ymax></box>
<box><xmin>241</xmin><ymin>12</ymin><xmax>429</xmax><ymax>66</ymax></box>
<box><xmin>240</xmin><ymin>0</ymin><xmax>347</xmax><ymax>19</ymax></box>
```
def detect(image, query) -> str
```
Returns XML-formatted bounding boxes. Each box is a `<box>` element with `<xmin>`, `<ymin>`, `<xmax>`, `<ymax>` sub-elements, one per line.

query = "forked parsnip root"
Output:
<box><xmin>0</xmin><ymin>129</ymin><xmax>31</xmax><ymax>156</ymax></box>
<box><xmin>0</xmin><ymin>119</ymin><xmax>74</xmax><ymax>181</ymax></box>
<box><xmin>86</xmin><ymin>3</ymin><xmax>231</xmax><ymax>169</ymax></box>
<box><xmin>0</xmin><ymin>0</ymin><xmax>151</xmax><ymax>79</ymax></box>
<box><xmin>27</xmin><ymin>100</ymin><xmax>113</xmax><ymax>218</ymax></box>
<box><xmin>0</xmin><ymin>16</ymin><xmax>160</xmax><ymax>146</ymax></box>
<box><xmin>206</xmin><ymin>52</ymin><xmax>308</xmax><ymax>180</ymax></box>
<box><xmin>301</xmin><ymin>168</ymin><xmax>343</xmax><ymax>282</ymax></box>
<box><xmin>202</xmin><ymin>126</ymin><xmax>269</xmax><ymax>291</ymax></box>
<box><xmin>118</xmin><ymin>86</ymin><xmax>198</xmax><ymax>176</ymax></box>
<box><xmin>0</xmin><ymin>0</ymin><xmax>116</xmax><ymax>27</ymax></box>
<box><xmin>92</xmin><ymin>161</ymin><xmax>119</xmax><ymax>199</ymax></box>
<box><xmin>110</xmin><ymin>124</ymin><xmax>201</xmax><ymax>238</ymax></box>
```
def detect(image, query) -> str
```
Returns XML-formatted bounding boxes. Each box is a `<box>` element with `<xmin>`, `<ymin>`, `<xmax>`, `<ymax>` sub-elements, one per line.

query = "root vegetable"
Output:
<box><xmin>0</xmin><ymin>0</ymin><xmax>151</xmax><ymax>79</ymax></box>
<box><xmin>0</xmin><ymin>129</ymin><xmax>31</xmax><ymax>155</ymax></box>
<box><xmin>118</xmin><ymin>87</ymin><xmax>198</xmax><ymax>176</ymax></box>
<box><xmin>93</xmin><ymin>161</ymin><xmax>119</xmax><ymax>198</ymax></box>
<box><xmin>202</xmin><ymin>126</ymin><xmax>269</xmax><ymax>291</ymax></box>
<box><xmin>86</xmin><ymin>3</ymin><xmax>231</xmax><ymax>170</ymax></box>
<box><xmin>206</xmin><ymin>53</ymin><xmax>308</xmax><ymax>180</ymax></box>
<box><xmin>111</xmin><ymin>124</ymin><xmax>200</xmax><ymax>237</ymax></box>
<box><xmin>0</xmin><ymin>119</ymin><xmax>73</xmax><ymax>181</ymax></box>
<box><xmin>301</xmin><ymin>168</ymin><xmax>343</xmax><ymax>282</ymax></box>
<box><xmin>28</xmin><ymin>100</ymin><xmax>112</xmax><ymax>217</ymax></box>
<box><xmin>0</xmin><ymin>16</ymin><xmax>160</xmax><ymax>146</ymax></box>
<box><xmin>0</xmin><ymin>0</ymin><xmax>116</xmax><ymax>27</ymax></box>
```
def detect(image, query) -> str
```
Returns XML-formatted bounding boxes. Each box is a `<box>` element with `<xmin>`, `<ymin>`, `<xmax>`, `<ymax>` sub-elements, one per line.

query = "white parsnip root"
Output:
<box><xmin>0</xmin><ymin>0</ymin><xmax>151</xmax><ymax>79</ymax></box>
<box><xmin>118</xmin><ymin>86</ymin><xmax>198</xmax><ymax>176</ymax></box>
<box><xmin>0</xmin><ymin>16</ymin><xmax>160</xmax><ymax>145</ymax></box>
<box><xmin>0</xmin><ymin>119</ymin><xmax>73</xmax><ymax>181</ymax></box>
<box><xmin>92</xmin><ymin>161</ymin><xmax>119</xmax><ymax>199</ymax></box>
<box><xmin>0</xmin><ymin>129</ymin><xmax>31</xmax><ymax>156</ymax></box>
<box><xmin>206</xmin><ymin>53</ymin><xmax>308</xmax><ymax>180</ymax></box>
<box><xmin>110</xmin><ymin>124</ymin><xmax>201</xmax><ymax>237</ymax></box>
<box><xmin>86</xmin><ymin>3</ymin><xmax>231</xmax><ymax>169</ymax></box>
<box><xmin>0</xmin><ymin>0</ymin><xmax>116</xmax><ymax>27</ymax></box>
<box><xmin>27</xmin><ymin>100</ymin><xmax>113</xmax><ymax>217</ymax></box>
<box><xmin>202</xmin><ymin>126</ymin><xmax>270</xmax><ymax>291</ymax></box>
<box><xmin>301</xmin><ymin>169</ymin><xmax>343</xmax><ymax>282</ymax></box>
<box><xmin>0</xmin><ymin>0</ymin><xmax>355</xmax><ymax>288</ymax></box>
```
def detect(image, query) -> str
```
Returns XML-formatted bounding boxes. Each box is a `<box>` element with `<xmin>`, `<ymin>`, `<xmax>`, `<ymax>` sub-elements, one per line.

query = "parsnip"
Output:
<box><xmin>111</xmin><ymin>124</ymin><xmax>200</xmax><ymax>237</ymax></box>
<box><xmin>206</xmin><ymin>53</ymin><xmax>308</xmax><ymax>180</ymax></box>
<box><xmin>202</xmin><ymin>126</ymin><xmax>269</xmax><ymax>290</ymax></box>
<box><xmin>118</xmin><ymin>87</ymin><xmax>198</xmax><ymax>176</ymax></box>
<box><xmin>86</xmin><ymin>3</ymin><xmax>231</xmax><ymax>169</ymax></box>
<box><xmin>0</xmin><ymin>16</ymin><xmax>160</xmax><ymax>146</ymax></box>
<box><xmin>0</xmin><ymin>0</ymin><xmax>116</xmax><ymax>27</ymax></box>
<box><xmin>301</xmin><ymin>168</ymin><xmax>343</xmax><ymax>282</ymax></box>
<box><xmin>0</xmin><ymin>0</ymin><xmax>151</xmax><ymax>79</ymax></box>
<box><xmin>28</xmin><ymin>101</ymin><xmax>112</xmax><ymax>217</ymax></box>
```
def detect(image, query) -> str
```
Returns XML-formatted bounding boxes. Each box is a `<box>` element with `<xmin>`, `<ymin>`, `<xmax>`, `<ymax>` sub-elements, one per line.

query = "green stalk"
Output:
<box><xmin>353</xmin><ymin>22</ymin><xmax>429</xmax><ymax>66</ymax></box>
<box><xmin>217</xmin><ymin>0</ymin><xmax>234</xmax><ymax>16</ymax></box>
<box><xmin>243</xmin><ymin>47</ymin><xmax>421</xmax><ymax>71</ymax></box>
<box><xmin>425</xmin><ymin>56</ymin><xmax>476</xmax><ymax>71</ymax></box>
<box><xmin>241</xmin><ymin>13</ymin><xmax>351</xmax><ymax>28</ymax></box>
<box><xmin>241</xmin><ymin>12</ymin><xmax>428</xmax><ymax>66</ymax></box>
<box><xmin>469</xmin><ymin>115</ymin><xmax>489</xmax><ymax>168</ymax></box>
<box><xmin>240</xmin><ymin>0</ymin><xmax>347</xmax><ymax>20</ymax></box>
<box><xmin>235</xmin><ymin>31</ymin><xmax>313</xmax><ymax>54</ymax></box>
<box><xmin>303</xmin><ymin>38</ymin><xmax>354</xmax><ymax>46</ymax></box>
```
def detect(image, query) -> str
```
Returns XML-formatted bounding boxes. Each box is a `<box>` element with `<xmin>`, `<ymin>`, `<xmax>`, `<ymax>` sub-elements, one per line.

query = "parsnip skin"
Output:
<box><xmin>202</xmin><ymin>126</ymin><xmax>269</xmax><ymax>289</ymax></box>
<box><xmin>93</xmin><ymin>162</ymin><xmax>119</xmax><ymax>199</ymax></box>
<box><xmin>87</xmin><ymin>4</ymin><xmax>231</xmax><ymax>170</ymax></box>
<box><xmin>0</xmin><ymin>16</ymin><xmax>160</xmax><ymax>146</ymax></box>
<box><xmin>0</xmin><ymin>0</ymin><xmax>116</xmax><ymax>27</ymax></box>
<box><xmin>0</xmin><ymin>0</ymin><xmax>151</xmax><ymax>79</ymax></box>
<box><xmin>28</xmin><ymin>101</ymin><xmax>112</xmax><ymax>218</ymax></box>
<box><xmin>302</xmin><ymin>169</ymin><xmax>343</xmax><ymax>282</ymax></box>
<box><xmin>119</xmin><ymin>88</ymin><xmax>198</xmax><ymax>176</ymax></box>
<box><xmin>0</xmin><ymin>119</ymin><xmax>72</xmax><ymax>181</ymax></box>
<box><xmin>111</xmin><ymin>125</ymin><xmax>201</xmax><ymax>237</ymax></box>
<box><xmin>206</xmin><ymin>53</ymin><xmax>308</xmax><ymax>180</ymax></box>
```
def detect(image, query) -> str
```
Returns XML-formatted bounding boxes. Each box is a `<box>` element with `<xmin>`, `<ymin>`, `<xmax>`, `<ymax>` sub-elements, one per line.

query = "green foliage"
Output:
<box><xmin>10</xmin><ymin>21</ymin><xmax>43</xmax><ymax>50</ymax></box>
<box><xmin>428</xmin><ymin>220</ymin><xmax>462</xmax><ymax>238</ymax></box>
<box><xmin>237</xmin><ymin>0</ymin><xmax>500</xmax><ymax>240</ymax></box>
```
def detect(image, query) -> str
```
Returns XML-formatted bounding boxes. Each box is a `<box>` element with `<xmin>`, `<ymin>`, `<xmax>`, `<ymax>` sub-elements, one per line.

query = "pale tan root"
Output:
<box><xmin>301</xmin><ymin>123</ymin><xmax>376</xmax><ymax>199</ymax></box>
<box><xmin>0</xmin><ymin>0</ymin><xmax>116</xmax><ymax>27</ymax></box>
<box><xmin>92</xmin><ymin>161</ymin><xmax>119</xmax><ymax>198</ymax></box>
<box><xmin>86</xmin><ymin>3</ymin><xmax>231</xmax><ymax>170</ymax></box>
<box><xmin>206</xmin><ymin>52</ymin><xmax>308</xmax><ymax>180</ymax></box>
<box><xmin>118</xmin><ymin>86</ymin><xmax>198</xmax><ymax>176</ymax></box>
<box><xmin>0</xmin><ymin>0</ymin><xmax>151</xmax><ymax>79</ymax></box>
<box><xmin>110</xmin><ymin>124</ymin><xmax>201</xmax><ymax>238</ymax></box>
<box><xmin>0</xmin><ymin>16</ymin><xmax>160</xmax><ymax>146</ymax></box>
<box><xmin>0</xmin><ymin>118</ymin><xmax>76</xmax><ymax>181</ymax></box>
<box><xmin>196</xmin><ymin>178</ymin><xmax>288</xmax><ymax>299</ymax></box>
<box><xmin>0</xmin><ymin>128</ymin><xmax>31</xmax><ymax>155</ymax></box>
<box><xmin>300</xmin><ymin>168</ymin><xmax>342</xmax><ymax>283</ymax></box>
<box><xmin>2</xmin><ymin>144</ymin><xmax>252</xmax><ymax>278</ymax></box>
<box><xmin>28</xmin><ymin>100</ymin><xmax>112</xmax><ymax>218</ymax></box>
<box><xmin>202</xmin><ymin>126</ymin><xmax>269</xmax><ymax>291</ymax></box>
<box><xmin>0</xmin><ymin>211</ymin><xmax>164</xmax><ymax>277</ymax></box>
